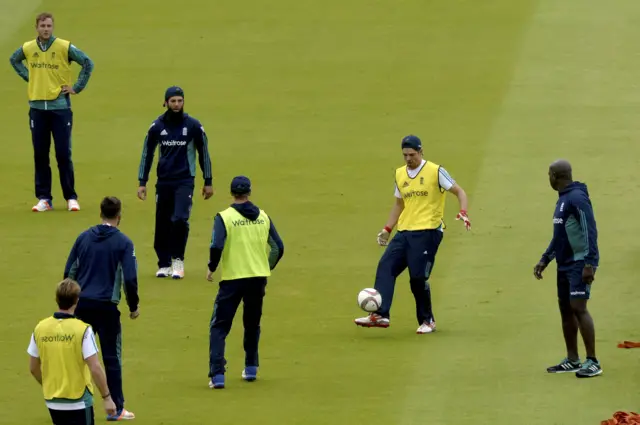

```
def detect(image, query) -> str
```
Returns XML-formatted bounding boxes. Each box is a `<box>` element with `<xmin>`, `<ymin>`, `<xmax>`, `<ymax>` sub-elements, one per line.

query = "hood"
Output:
<box><xmin>231</xmin><ymin>202</ymin><xmax>261</xmax><ymax>221</ymax></box>
<box><xmin>559</xmin><ymin>181</ymin><xmax>589</xmax><ymax>197</ymax></box>
<box><xmin>89</xmin><ymin>224</ymin><xmax>120</xmax><ymax>241</ymax></box>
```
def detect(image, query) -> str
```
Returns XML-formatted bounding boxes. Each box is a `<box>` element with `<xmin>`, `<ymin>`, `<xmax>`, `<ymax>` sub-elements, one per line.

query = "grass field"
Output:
<box><xmin>1</xmin><ymin>0</ymin><xmax>640</xmax><ymax>424</ymax></box>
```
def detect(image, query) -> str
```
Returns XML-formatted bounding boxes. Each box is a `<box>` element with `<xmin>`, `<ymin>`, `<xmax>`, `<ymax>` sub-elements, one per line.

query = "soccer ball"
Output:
<box><xmin>357</xmin><ymin>288</ymin><xmax>382</xmax><ymax>312</ymax></box>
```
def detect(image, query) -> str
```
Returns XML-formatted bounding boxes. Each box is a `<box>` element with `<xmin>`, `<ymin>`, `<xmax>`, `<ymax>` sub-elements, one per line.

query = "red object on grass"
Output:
<box><xmin>601</xmin><ymin>411</ymin><xmax>640</xmax><ymax>425</ymax></box>
<box><xmin>617</xmin><ymin>341</ymin><xmax>640</xmax><ymax>349</ymax></box>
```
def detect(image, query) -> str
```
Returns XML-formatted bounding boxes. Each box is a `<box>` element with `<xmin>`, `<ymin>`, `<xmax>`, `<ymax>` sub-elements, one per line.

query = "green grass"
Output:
<box><xmin>2</xmin><ymin>0</ymin><xmax>640</xmax><ymax>424</ymax></box>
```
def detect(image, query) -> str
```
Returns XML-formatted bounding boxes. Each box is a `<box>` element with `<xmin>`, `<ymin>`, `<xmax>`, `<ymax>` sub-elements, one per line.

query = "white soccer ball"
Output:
<box><xmin>357</xmin><ymin>288</ymin><xmax>382</xmax><ymax>312</ymax></box>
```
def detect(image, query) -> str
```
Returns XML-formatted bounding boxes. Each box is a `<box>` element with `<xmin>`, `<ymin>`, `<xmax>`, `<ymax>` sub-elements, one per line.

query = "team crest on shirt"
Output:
<box><xmin>182</xmin><ymin>127</ymin><xmax>188</xmax><ymax>136</ymax></box>
<box><xmin>52</xmin><ymin>52</ymin><xmax>55</xmax><ymax>59</ymax></box>
<box><xmin>420</xmin><ymin>177</ymin><xmax>424</xmax><ymax>185</ymax></box>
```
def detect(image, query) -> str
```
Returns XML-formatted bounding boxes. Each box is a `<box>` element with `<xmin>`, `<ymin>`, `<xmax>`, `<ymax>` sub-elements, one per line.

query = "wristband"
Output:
<box><xmin>102</xmin><ymin>393</ymin><xmax>111</xmax><ymax>400</ymax></box>
<box><xmin>384</xmin><ymin>226</ymin><xmax>392</xmax><ymax>233</ymax></box>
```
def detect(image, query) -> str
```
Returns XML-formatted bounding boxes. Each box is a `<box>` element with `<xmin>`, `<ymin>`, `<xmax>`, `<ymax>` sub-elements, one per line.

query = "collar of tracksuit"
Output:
<box><xmin>37</xmin><ymin>36</ymin><xmax>56</xmax><ymax>51</ymax></box>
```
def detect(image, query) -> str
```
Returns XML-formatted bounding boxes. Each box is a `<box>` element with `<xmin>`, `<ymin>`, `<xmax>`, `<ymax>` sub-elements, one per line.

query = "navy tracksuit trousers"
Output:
<box><xmin>374</xmin><ymin>229</ymin><xmax>443</xmax><ymax>325</ymax></box>
<box><xmin>154</xmin><ymin>180</ymin><xmax>194</xmax><ymax>267</ymax></box>
<box><xmin>209</xmin><ymin>277</ymin><xmax>267</xmax><ymax>377</ymax></box>
<box><xmin>74</xmin><ymin>299</ymin><xmax>126</xmax><ymax>411</ymax></box>
<box><xmin>29</xmin><ymin>108</ymin><xmax>77</xmax><ymax>202</ymax></box>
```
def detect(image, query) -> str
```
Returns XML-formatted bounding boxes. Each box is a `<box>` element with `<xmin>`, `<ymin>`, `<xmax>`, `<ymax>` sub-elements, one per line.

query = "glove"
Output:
<box><xmin>377</xmin><ymin>227</ymin><xmax>391</xmax><ymax>246</ymax></box>
<box><xmin>456</xmin><ymin>210</ymin><xmax>471</xmax><ymax>231</ymax></box>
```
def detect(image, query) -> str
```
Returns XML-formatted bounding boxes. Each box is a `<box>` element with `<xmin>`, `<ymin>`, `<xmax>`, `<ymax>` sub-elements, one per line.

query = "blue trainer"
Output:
<box><xmin>209</xmin><ymin>374</ymin><xmax>225</xmax><ymax>389</ymax></box>
<box><xmin>576</xmin><ymin>359</ymin><xmax>602</xmax><ymax>378</ymax></box>
<box><xmin>242</xmin><ymin>366</ymin><xmax>258</xmax><ymax>382</ymax></box>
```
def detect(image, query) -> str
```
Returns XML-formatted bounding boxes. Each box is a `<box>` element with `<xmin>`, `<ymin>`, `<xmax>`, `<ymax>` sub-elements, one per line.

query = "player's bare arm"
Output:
<box><xmin>448</xmin><ymin>183</ymin><xmax>468</xmax><ymax>211</ymax></box>
<box><xmin>377</xmin><ymin>197</ymin><xmax>404</xmax><ymax>246</ymax></box>
<box><xmin>449</xmin><ymin>183</ymin><xmax>471</xmax><ymax>230</ymax></box>
<box><xmin>385</xmin><ymin>197</ymin><xmax>404</xmax><ymax>230</ymax></box>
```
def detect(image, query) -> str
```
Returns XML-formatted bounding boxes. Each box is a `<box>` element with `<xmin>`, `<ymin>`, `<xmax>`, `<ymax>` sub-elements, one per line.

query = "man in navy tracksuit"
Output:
<box><xmin>534</xmin><ymin>160</ymin><xmax>601</xmax><ymax>378</ymax></box>
<box><xmin>137</xmin><ymin>86</ymin><xmax>213</xmax><ymax>280</ymax></box>
<box><xmin>64</xmin><ymin>196</ymin><xmax>139</xmax><ymax>421</ymax></box>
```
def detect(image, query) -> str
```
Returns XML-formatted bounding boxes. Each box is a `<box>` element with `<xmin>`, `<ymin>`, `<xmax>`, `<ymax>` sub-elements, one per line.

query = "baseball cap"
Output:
<box><xmin>230</xmin><ymin>176</ymin><xmax>252</xmax><ymax>195</ymax></box>
<box><xmin>164</xmin><ymin>86</ymin><xmax>184</xmax><ymax>103</ymax></box>
<box><xmin>401</xmin><ymin>135</ymin><xmax>422</xmax><ymax>151</ymax></box>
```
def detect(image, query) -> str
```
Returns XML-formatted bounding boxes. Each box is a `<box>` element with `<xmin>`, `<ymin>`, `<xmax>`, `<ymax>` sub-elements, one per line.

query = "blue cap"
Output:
<box><xmin>164</xmin><ymin>86</ymin><xmax>184</xmax><ymax>102</ymax></box>
<box><xmin>401</xmin><ymin>135</ymin><xmax>422</xmax><ymax>151</ymax></box>
<box><xmin>230</xmin><ymin>176</ymin><xmax>252</xmax><ymax>195</ymax></box>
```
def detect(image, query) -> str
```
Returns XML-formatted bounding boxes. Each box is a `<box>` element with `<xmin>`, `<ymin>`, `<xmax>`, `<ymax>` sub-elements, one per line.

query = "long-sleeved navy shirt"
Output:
<box><xmin>208</xmin><ymin>202</ymin><xmax>284</xmax><ymax>273</ymax></box>
<box><xmin>138</xmin><ymin>111</ymin><xmax>213</xmax><ymax>186</ymax></box>
<box><xmin>64</xmin><ymin>225</ymin><xmax>139</xmax><ymax>312</ymax></box>
<box><xmin>9</xmin><ymin>36</ymin><xmax>94</xmax><ymax>110</ymax></box>
<box><xmin>540</xmin><ymin>181</ymin><xmax>599</xmax><ymax>270</ymax></box>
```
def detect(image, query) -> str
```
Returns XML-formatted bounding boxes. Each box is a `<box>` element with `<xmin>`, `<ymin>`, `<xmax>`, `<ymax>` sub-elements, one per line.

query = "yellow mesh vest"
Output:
<box><xmin>22</xmin><ymin>38</ymin><xmax>72</xmax><ymax>101</ymax></box>
<box><xmin>395</xmin><ymin>161</ymin><xmax>447</xmax><ymax>231</ymax></box>
<box><xmin>34</xmin><ymin>317</ymin><xmax>94</xmax><ymax>401</ymax></box>
<box><xmin>219</xmin><ymin>207</ymin><xmax>271</xmax><ymax>281</ymax></box>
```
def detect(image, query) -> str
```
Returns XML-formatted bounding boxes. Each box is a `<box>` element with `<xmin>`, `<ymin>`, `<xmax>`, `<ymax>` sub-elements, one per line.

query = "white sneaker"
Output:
<box><xmin>156</xmin><ymin>267</ymin><xmax>172</xmax><ymax>278</ymax></box>
<box><xmin>417</xmin><ymin>321</ymin><xmax>436</xmax><ymax>334</ymax></box>
<box><xmin>107</xmin><ymin>408</ymin><xmax>135</xmax><ymax>421</ymax></box>
<box><xmin>354</xmin><ymin>313</ymin><xmax>390</xmax><ymax>328</ymax></box>
<box><xmin>67</xmin><ymin>199</ymin><xmax>80</xmax><ymax>211</ymax></box>
<box><xmin>172</xmin><ymin>259</ymin><xmax>184</xmax><ymax>279</ymax></box>
<box><xmin>32</xmin><ymin>199</ymin><xmax>53</xmax><ymax>212</ymax></box>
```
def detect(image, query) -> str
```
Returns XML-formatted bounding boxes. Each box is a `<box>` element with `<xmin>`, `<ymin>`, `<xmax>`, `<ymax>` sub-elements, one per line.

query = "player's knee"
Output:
<box><xmin>34</xmin><ymin>151</ymin><xmax>49</xmax><ymax>162</ymax></box>
<box><xmin>570</xmin><ymin>299</ymin><xmax>588</xmax><ymax>315</ymax></box>
<box><xmin>56</xmin><ymin>157</ymin><xmax>71</xmax><ymax>167</ymax></box>
<box><xmin>409</xmin><ymin>277</ymin><xmax>427</xmax><ymax>291</ymax></box>
<box><xmin>54</xmin><ymin>150</ymin><xmax>71</xmax><ymax>164</ymax></box>
<box><xmin>244</xmin><ymin>322</ymin><xmax>260</xmax><ymax>332</ymax></box>
<box><xmin>376</xmin><ymin>258</ymin><xmax>396</xmax><ymax>274</ymax></box>
<box><xmin>558</xmin><ymin>299</ymin><xmax>573</xmax><ymax>315</ymax></box>
<box><xmin>211</xmin><ymin>318</ymin><xmax>232</xmax><ymax>332</ymax></box>
<box><xmin>170</xmin><ymin>215</ymin><xmax>189</xmax><ymax>224</ymax></box>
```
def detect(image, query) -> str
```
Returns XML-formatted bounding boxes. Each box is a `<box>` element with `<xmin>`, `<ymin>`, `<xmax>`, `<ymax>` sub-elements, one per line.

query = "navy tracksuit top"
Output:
<box><xmin>138</xmin><ymin>111</ymin><xmax>213</xmax><ymax>186</ymax></box>
<box><xmin>541</xmin><ymin>181</ymin><xmax>600</xmax><ymax>270</ymax></box>
<box><xmin>64</xmin><ymin>225</ymin><xmax>140</xmax><ymax>312</ymax></box>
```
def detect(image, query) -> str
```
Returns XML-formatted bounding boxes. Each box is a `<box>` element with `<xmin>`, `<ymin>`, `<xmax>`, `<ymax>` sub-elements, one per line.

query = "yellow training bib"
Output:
<box><xmin>395</xmin><ymin>161</ymin><xmax>447</xmax><ymax>231</ymax></box>
<box><xmin>22</xmin><ymin>38</ymin><xmax>72</xmax><ymax>101</ymax></box>
<box><xmin>34</xmin><ymin>316</ymin><xmax>94</xmax><ymax>401</ymax></box>
<box><xmin>219</xmin><ymin>207</ymin><xmax>271</xmax><ymax>281</ymax></box>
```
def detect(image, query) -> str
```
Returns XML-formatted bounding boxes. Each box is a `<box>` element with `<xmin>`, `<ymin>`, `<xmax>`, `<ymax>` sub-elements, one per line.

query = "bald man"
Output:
<box><xmin>534</xmin><ymin>160</ymin><xmax>601</xmax><ymax>378</ymax></box>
